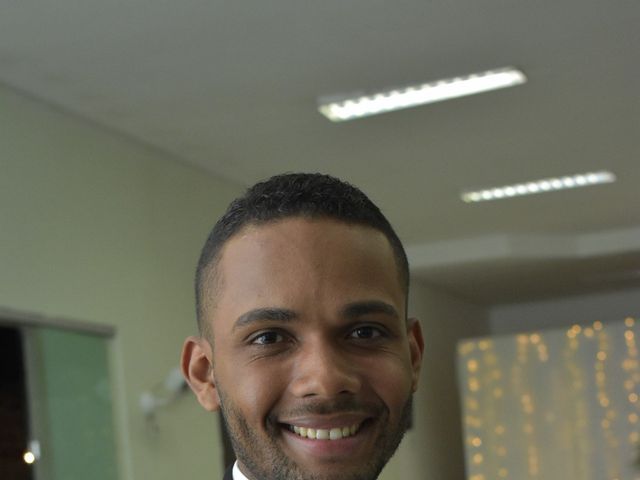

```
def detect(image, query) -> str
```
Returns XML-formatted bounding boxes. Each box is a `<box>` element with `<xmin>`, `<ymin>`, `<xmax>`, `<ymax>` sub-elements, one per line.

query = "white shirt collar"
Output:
<box><xmin>232</xmin><ymin>461</ymin><xmax>250</xmax><ymax>480</ymax></box>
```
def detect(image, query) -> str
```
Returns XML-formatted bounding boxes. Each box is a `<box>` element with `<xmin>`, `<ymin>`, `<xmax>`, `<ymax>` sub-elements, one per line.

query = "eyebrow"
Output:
<box><xmin>341</xmin><ymin>300</ymin><xmax>400</xmax><ymax>320</ymax></box>
<box><xmin>233</xmin><ymin>307</ymin><xmax>298</xmax><ymax>332</ymax></box>
<box><xmin>232</xmin><ymin>300</ymin><xmax>399</xmax><ymax>332</ymax></box>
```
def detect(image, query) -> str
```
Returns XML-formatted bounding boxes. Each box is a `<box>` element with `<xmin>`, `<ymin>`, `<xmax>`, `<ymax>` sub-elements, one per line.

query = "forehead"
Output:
<box><xmin>219</xmin><ymin>217</ymin><xmax>398</xmax><ymax>278</ymax></box>
<box><xmin>204</xmin><ymin>217</ymin><xmax>405</xmax><ymax>330</ymax></box>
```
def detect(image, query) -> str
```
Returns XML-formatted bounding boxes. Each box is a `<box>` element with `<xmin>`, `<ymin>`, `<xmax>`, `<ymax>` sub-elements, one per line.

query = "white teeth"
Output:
<box><xmin>289</xmin><ymin>423</ymin><xmax>360</xmax><ymax>440</ymax></box>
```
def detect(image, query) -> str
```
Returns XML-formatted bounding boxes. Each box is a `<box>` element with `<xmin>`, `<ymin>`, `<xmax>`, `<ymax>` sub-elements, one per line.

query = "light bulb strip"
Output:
<box><xmin>461</xmin><ymin>171</ymin><xmax>616</xmax><ymax>203</ymax></box>
<box><xmin>318</xmin><ymin>67</ymin><xmax>526</xmax><ymax>122</ymax></box>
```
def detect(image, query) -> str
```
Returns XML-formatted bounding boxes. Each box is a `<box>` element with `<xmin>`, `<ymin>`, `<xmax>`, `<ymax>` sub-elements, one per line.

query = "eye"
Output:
<box><xmin>251</xmin><ymin>331</ymin><xmax>285</xmax><ymax>345</ymax></box>
<box><xmin>349</xmin><ymin>325</ymin><xmax>384</xmax><ymax>340</ymax></box>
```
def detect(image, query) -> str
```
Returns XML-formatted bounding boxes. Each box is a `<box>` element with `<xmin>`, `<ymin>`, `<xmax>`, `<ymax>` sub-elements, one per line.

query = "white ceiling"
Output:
<box><xmin>1</xmin><ymin>1</ymin><xmax>638</xmax><ymax>304</ymax></box>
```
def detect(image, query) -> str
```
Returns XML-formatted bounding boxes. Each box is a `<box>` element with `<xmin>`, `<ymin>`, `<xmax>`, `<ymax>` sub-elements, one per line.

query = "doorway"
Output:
<box><xmin>0</xmin><ymin>312</ymin><xmax>118</xmax><ymax>480</ymax></box>
<box><xmin>0</xmin><ymin>326</ymin><xmax>33</xmax><ymax>480</ymax></box>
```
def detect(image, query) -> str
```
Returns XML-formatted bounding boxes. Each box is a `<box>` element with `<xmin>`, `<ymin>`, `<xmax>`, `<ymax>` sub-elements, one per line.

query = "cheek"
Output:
<box><xmin>364</xmin><ymin>355</ymin><xmax>414</xmax><ymax>410</ymax></box>
<box><xmin>223</xmin><ymin>360</ymin><xmax>289</xmax><ymax>420</ymax></box>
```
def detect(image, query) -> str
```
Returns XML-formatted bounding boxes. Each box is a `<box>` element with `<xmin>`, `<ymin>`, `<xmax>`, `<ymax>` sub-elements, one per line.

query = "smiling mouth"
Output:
<box><xmin>286</xmin><ymin>423</ymin><xmax>362</xmax><ymax>440</ymax></box>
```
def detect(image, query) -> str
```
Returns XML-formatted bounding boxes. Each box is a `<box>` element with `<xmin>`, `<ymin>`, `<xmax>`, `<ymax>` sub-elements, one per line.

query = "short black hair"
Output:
<box><xmin>195</xmin><ymin>172</ymin><xmax>409</xmax><ymax>334</ymax></box>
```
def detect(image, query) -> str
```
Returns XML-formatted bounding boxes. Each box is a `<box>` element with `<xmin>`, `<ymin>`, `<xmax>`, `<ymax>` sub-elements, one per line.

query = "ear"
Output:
<box><xmin>181</xmin><ymin>336</ymin><xmax>221</xmax><ymax>411</ymax></box>
<box><xmin>406</xmin><ymin>318</ymin><xmax>424</xmax><ymax>392</ymax></box>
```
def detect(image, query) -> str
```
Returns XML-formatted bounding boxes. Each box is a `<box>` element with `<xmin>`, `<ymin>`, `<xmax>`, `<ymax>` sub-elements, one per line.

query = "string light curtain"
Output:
<box><xmin>457</xmin><ymin>317</ymin><xmax>640</xmax><ymax>480</ymax></box>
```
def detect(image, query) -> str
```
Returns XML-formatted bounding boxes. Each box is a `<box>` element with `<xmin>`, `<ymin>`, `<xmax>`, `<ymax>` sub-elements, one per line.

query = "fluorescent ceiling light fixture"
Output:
<box><xmin>318</xmin><ymin>67</ymin><xmax>527</xmax><ymax>122</ymax></box>
<box><xmin>461</xmin><ymin>171</ymin><xmax>616</xmax><ymax>203</ymax></box>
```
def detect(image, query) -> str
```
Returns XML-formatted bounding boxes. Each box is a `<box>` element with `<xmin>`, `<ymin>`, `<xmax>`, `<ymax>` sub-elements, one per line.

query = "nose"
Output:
<box><xmin>289</xmin><ymin>339</ymin><xmax>361</xmax><ymax>398</ymax></box>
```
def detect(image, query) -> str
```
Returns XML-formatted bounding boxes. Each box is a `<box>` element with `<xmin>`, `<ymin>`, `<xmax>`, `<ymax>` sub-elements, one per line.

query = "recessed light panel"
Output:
<box><xmin>318</xmin><ymin>67</ymin><xmax>527</xmax><ymax>122</ymax></box>
<box><xmin>461</xmin><ymin>171</ymin><xmax>616</xmax><ymax>203</ymax></box>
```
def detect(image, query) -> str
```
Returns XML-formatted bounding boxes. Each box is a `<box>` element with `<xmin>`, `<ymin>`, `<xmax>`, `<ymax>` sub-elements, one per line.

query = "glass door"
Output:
<box><xmin>23</xmin><ymin>326</ymin><xmax>118</xmax><ymax>480</ymax></box>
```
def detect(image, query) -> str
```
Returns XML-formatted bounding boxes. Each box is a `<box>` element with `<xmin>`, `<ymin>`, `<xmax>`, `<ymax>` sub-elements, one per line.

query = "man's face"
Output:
<box><xmin>186</xmin><ymin>217</ymin><xmax>423</xmax><ymax>480</ymax></box>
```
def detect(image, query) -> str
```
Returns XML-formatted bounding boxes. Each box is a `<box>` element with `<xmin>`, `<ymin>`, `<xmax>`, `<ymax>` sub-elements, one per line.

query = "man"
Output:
<box><xmin>182</xmin><ymin>173</ymin><xmax>424</xmax><ymax>480</ymax></box>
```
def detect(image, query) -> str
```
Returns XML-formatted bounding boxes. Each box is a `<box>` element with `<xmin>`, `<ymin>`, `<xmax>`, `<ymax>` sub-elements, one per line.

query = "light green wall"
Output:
<box><xmin>0</xmin><ymin>85</ymin><xmax>242</xmax><ymax>480</ymax></box>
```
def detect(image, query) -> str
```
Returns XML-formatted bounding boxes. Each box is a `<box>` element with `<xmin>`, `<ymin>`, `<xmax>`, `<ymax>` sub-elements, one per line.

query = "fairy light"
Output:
<box><xmin>534</xmin><ymin>333</ymin><xmax>549</xmax><ymax>362</ymax></box>
<box><xmin>622</xmin><ymin>317</ymin><xmax>639</xmax><ymax>464</ymax></box>
<box><xmin>460</xmin><ymin>337</ymin><xmax>511</xmax><ymax>479</ymax></box>
<box><xmin>467</xmin><ymin>397</ymin><xmax>480</xmax><ymax>411</ymax></box>
<box><xmin>481</xmin><ymin>340</ymin><xmax>507</xmax><ymax>479</ymax></box>
<box><xmin>562</xmin><ymin>322</ymin><xmax>590</xmax><ymax>478</ymax></box>
<box><xmin>469</xmin><ymin>377</ymin><xmax>480</xmax><ymax>392</ymax></box>
<box><xmin>512</xmin><ymin>333</ymin><xmax>540</xmax><ymax>477</ymax></box>
<box><xmin>468</xmin><ymin>359</ymin><xmax>479</xmax><ymax>373</ymax></box>
<box><xmin>597</xmin><ymin>327</ymin><xmax>623</xmax><ymax>478</ymax></box>
<box><xmin>458</xmin><ymin>317</ymin><xmax>640</xmax><ymax>478</ymax></box>
<box><xmin>470</xmin><ymin>436</ymin><xmax>483</xmax><ymax>447</ymax></box>
<box><xmin>459</xmin><ymin>341</ymin><xmax>476</xmax><ymax>357</ymax></box>
<box><xmin>460</xmin><ymin>340</ymin><xmax>486</xmax><ymax>479</ymax></box>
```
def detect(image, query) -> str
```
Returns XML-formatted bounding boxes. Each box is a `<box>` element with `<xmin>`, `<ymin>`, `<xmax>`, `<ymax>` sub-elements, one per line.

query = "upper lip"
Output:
<box><xmin>278</xmin><ymin>413</ymin><xmax>371</xmax><ymax>430</ymax></box>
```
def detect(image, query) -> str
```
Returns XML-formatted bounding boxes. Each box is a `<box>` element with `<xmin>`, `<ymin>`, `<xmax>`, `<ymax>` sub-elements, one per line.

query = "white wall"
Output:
<box><xmin>382</xmin><ymin>280</ymin><xmax>490</xmax><ymax>480</ymax></box>
<box><xmin>490</xmin><ymin>286</ymin><xmax>640</xmax><ymax>335</ymax></box>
